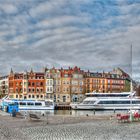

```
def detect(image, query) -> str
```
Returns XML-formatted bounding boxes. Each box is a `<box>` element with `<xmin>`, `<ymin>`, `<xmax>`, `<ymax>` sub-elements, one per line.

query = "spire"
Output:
<box><xmin>30</xmin><ymin>68</ymin><xmax>33</xmax><ymax>73</ymax></box>
<box><xmin>10</xmin><ymin>68</ymin><xmax>13</xmax><ymax>74</ymax></box>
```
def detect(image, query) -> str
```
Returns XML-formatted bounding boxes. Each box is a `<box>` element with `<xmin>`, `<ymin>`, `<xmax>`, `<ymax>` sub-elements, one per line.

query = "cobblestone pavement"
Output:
<box><xmin>20</xmin><ymin>120</ymin><xmax>140</xmax><ymax>140</ymax></box>
<box><xmin>0</xmin><ymin>114</ymin><xmax>140</xmax><ymax>140</ymax></box>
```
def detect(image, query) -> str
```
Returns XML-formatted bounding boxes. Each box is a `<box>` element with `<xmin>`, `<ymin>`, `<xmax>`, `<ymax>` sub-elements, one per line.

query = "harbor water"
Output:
<box><xmin>20</xmin><ymin>109</ymin><xmax>129</xmax><ymax>117</ymax></box>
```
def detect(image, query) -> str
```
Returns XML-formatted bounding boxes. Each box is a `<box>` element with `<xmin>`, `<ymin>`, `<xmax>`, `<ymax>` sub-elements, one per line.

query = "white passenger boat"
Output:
<box><xmin>71</xmin><ymin>96</ymin><xmax>140</xmax><ymax>110</ymax></box>
<box><xmin>1</xmin><ymin>99</ymin><xmax>55</xmax><ymax>110</ymax></box>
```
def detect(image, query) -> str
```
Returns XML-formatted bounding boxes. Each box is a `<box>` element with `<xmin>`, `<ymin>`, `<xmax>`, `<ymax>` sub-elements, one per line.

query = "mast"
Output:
<box><xmin>130</xmin><ymin>44</ymin><xmax>133</xmax><ymax>93</ymax></box>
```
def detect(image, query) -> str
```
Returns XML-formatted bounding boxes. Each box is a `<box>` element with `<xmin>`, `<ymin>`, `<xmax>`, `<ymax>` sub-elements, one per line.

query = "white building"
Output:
<box><xmin>0</xmin><ymin>76</ymin><xmax>9</xmax><ymax>97</ymax></box>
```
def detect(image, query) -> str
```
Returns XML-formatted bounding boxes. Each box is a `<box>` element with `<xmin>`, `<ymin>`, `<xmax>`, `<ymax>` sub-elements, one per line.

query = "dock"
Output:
<box><xmin>55</xmin><ymin>105</ymin><xmax>71</xmax><ymax>110</ymax></box>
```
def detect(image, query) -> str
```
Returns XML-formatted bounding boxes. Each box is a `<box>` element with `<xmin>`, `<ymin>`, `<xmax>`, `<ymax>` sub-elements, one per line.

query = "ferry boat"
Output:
<box><xmin>71</xmin><ymin>96</ymin><xmax>140</xmax><ymax>110</ymax></box>
<box><xmin>1</xmin><ymin>98</ymin><xmax>55</xmax><ymax>110</ymax></box>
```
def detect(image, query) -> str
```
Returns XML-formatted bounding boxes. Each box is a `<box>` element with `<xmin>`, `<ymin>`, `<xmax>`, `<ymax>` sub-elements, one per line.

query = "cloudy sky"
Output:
<box><xmin>0</xmin><ymin>0</ymin><xmax>140</xmax><ymax>80</ymax></box>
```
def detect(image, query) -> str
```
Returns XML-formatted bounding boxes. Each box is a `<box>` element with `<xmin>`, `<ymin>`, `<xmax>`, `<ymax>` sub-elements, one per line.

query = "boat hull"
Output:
<box><xmin>19</xmin><ymin>106</ymin><xmax>54</xmax><ymax>110</ymax></box>
<box><xmin>71</xmin><ymin>104</ymin><xmax>140</xmax><ymax>110</ymax></box>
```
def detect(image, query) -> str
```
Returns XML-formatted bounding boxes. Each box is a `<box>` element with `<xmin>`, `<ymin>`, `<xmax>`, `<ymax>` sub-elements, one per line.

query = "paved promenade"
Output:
<box><xmin>0</xmin><ymin>112</ymin><xmax>140</xmax><ymax>140</ymax></box>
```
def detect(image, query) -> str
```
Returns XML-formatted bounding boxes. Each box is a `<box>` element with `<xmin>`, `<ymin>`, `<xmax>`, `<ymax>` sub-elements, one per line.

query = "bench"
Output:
<box><xmin>116</xmin><ymin>114</ymin><xmax>130</xmax><ymax>123</ymax></box>
<box><xmin>29</xmin><ymin>113</ymin><xmax>40</xmax><ymax>120</ymax></box>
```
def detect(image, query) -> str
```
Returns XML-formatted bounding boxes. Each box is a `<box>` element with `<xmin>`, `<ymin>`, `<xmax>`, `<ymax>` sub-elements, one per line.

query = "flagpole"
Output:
<box><xmin>130</xmin><ymin>44</ymin><xmax>133</xmax><ymax>122</ymax></box>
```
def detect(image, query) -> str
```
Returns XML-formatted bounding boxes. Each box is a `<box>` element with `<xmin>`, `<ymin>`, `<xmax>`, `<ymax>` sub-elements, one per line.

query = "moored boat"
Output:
<box><xmin>71</xmin><ymin>96</ymin><xmax>140</xmax><ymax>110</ymax></box>
<box><xmin>1</xmin><ymin>97</ymin><xmax>55</xmax><ymax>110</ymax></box>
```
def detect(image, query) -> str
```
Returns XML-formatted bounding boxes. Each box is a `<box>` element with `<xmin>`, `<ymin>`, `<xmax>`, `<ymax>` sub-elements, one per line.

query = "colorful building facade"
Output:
<box><xmin>8</xmin><ymin>69</ymin><xmax>45</xmax><ymax>100</ymax></box>
<box><xmin>0</xmin><ymin>75</ymin><xmax>8</xmax><ymax>98</ymax></box>
<box><xmin>85</xmin><ymin>72</ymin><xmax>126</xmax><ymax>93</ymax></box>
<box><xmin>0</xmin><ymin>67</ymin><xmax>132</xmax><ymax>104</ymax></box>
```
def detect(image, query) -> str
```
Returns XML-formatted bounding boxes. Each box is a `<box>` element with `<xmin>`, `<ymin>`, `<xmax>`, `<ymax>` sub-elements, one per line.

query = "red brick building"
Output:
<box><xmin>8</xmin><ymin>69</ymin><xmax>45</xmax><ymax>100</ymax></box>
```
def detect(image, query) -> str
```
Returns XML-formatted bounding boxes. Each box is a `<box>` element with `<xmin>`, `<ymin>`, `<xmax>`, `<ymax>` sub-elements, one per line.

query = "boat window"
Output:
<box><xmin>132</xmin><ymin>101</ymin><xmax>140</xmax><ymax>104</ymax></box>
<box><xmin>83</xmin><ymin>101</ymin><xmax>91</xmax><ymax>104</ymax></box>
<box><xmin>89</xmin><ymin>101</ymin><xmax>95</xmax><ymax>104</ymax></box>
<box><xmin>27</xmin><ymin>102</ymin><xmax>34</xmax><ymax>106</ymax></box>
<box><xmin>35</xmin><ymin>102</ymin><xmax>42</xmax><ymax>106</ymax></box>
<box><xmin>45</xmin><ymin>101</ymin><xmax>53</xmax><ymax>106</ymax></box>
<box><xmin>19</xmin><ymin>102</ymin><xmax>26</xmax><ymax>105</ymax></box>
<box><xmin>98</xmin><ymin>100</ymin><xmax>131</xmax><ymax>104</ymax></box>
<box><xmin>15</xmin><ymin>102</ymin><xmax>18</xmax><ymax>105</ymax></box>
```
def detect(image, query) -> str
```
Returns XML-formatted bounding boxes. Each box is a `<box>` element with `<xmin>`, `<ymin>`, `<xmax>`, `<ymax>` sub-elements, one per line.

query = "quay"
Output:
<box><xmin>55</xmin><ymin>104</ymin><xmax>71</xmax><ymax>110</ymax></box>
<box><xmin>1</xmin><ymin>111</ymin><xmax>140</xmax><ymax>140</ymax></box>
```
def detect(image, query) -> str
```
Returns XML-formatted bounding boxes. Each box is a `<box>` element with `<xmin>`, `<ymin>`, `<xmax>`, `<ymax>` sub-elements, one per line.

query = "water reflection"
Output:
<box><xmin>20</xmin><ymin>110</ymin><xmax>129</xmax><ymax>117</ymax></box>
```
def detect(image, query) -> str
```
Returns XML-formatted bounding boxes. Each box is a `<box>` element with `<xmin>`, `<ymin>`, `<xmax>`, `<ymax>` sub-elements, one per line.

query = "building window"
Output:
<box><xmin>36</xmin><ymin>88</ymin><xmax>39</xmax><ymax>92</ymax></box>
<box><xmin>36</xmin><ymin>95</ymin><xmax>39</xmax><ymax>98</ymax></box>
<box><xmin>28</xmin><ymin>95</ymin><xmax>31</xmax><ymax>98</ymax></box>
<box><xmin>36</xmin><ymin>82</ymin><xmax>39</xmax><ymax>86</ymax></box>
<box><xmin>50</xmin><ymin>87</ymin><xmax>53</xmax><ymax>92</ymax></box>
<box><xmin>16</xmin><ymin>95</ymin><xmax>18</xmax><ymax>98</ymax></box>
<box><xmin>50</xmin><ymin>95</ymin><xmax>52</xmax><ymax>98</ymax></box>
<box><xmin>47</xmin><ymin>87</ymin><xmax>49</xmax><ymax>92</ymax></box>
<box><xmin>50</xmin><ymin>80</ymin><xmax>53</xmax><ymax>85</ymax></box>
<box><xmin>28</xmin><ymin>82</ymin><xmax>31</xmax><ymax>86</ymax></box>
<box><xmin>40</xmin><ymin>82</ymin><xmax>43</xmax><ymax>86</ymax></box>
<box><xmin>32</xmin><ymin>95</ymin><xmax>34</xmax><ymax>98</ymax></box>
<box><xmin>40</xmin><ymin>95</ymin><xmax>43</xmax><ymax>98</ymax></box>
<box><xmin>32</xmin><ymin>88</ymin><xmax>35</xmax><ymax>92</ymax></box>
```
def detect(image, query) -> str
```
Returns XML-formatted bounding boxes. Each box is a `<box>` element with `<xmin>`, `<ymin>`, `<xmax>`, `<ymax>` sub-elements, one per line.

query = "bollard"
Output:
<box><xmin>24</xmin><ymin>111</ymin><xmax>27</xmax><ymax>119</ymax></box>
<box><xmin>113</xmin><ymin>109</ymin><xmax>116</xmax><ymax>114</ymax></box>
<box><xmin>93</xmin><ymin>110</ymin><xmax>95</xmax><ymax>115</ymax></box>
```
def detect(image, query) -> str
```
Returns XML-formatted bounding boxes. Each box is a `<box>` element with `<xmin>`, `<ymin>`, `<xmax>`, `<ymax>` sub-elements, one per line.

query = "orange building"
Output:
<box><xmin>85</xmin><ymin>71</ymin><xmax>125</xmax><ymax>93</ymax></box>
<box><xmin>8</xmin><ymin>69</ymin><xmax>45</xmax><ymax>100</ymax></box>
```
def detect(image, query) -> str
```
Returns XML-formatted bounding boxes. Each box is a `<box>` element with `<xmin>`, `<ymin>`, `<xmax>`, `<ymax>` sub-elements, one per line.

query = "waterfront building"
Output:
<box><xmin>44</xmin><ymin>66</ymin><xmax>85</xmax><ymax>104</ymax></box>
<box><xmin>8</xmin><ymin>69</ymin><xmax>45</xmax><ymax>100</ymax></box>
<box><xmin>70</xmin><ymin>66</ymin><xmax>85</xmax><ymax>102</ymax></box>
<box><xmin>85</xmin><ymin>71</ymin><xmax>128</xmax><ymax>93</ymax></box>
<box><xmin>60</xmin><ymin>68</ymin><xmax>71</xmax><ymax>104</ymax></box>
<box><xmin>44</xmin><ymin>67</ymin><xmax>61</xmax><ymax>102</ymax></box>
<box><xmin>0</xmin><ymin>75</ymin><xmax>8</xmax><ymax>98</ymax></box>
<box><xmin>0</xmin><ymin>66</ymin><xmax>134</xmax><ymax>104</ymax></box>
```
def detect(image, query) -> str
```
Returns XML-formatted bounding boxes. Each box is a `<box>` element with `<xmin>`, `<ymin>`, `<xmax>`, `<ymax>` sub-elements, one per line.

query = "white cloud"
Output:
<box><xmin>0</xmin><ymin>4</ymin><xmax>18</xmax><ymax>14</ymax></box>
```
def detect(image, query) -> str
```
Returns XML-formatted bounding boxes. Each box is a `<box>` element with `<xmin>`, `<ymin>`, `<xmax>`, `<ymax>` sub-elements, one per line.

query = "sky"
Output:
<box><xmin>0</xmin><ymin>0</ymin><xmax>140</xmax><ymax>81</ymax></box>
